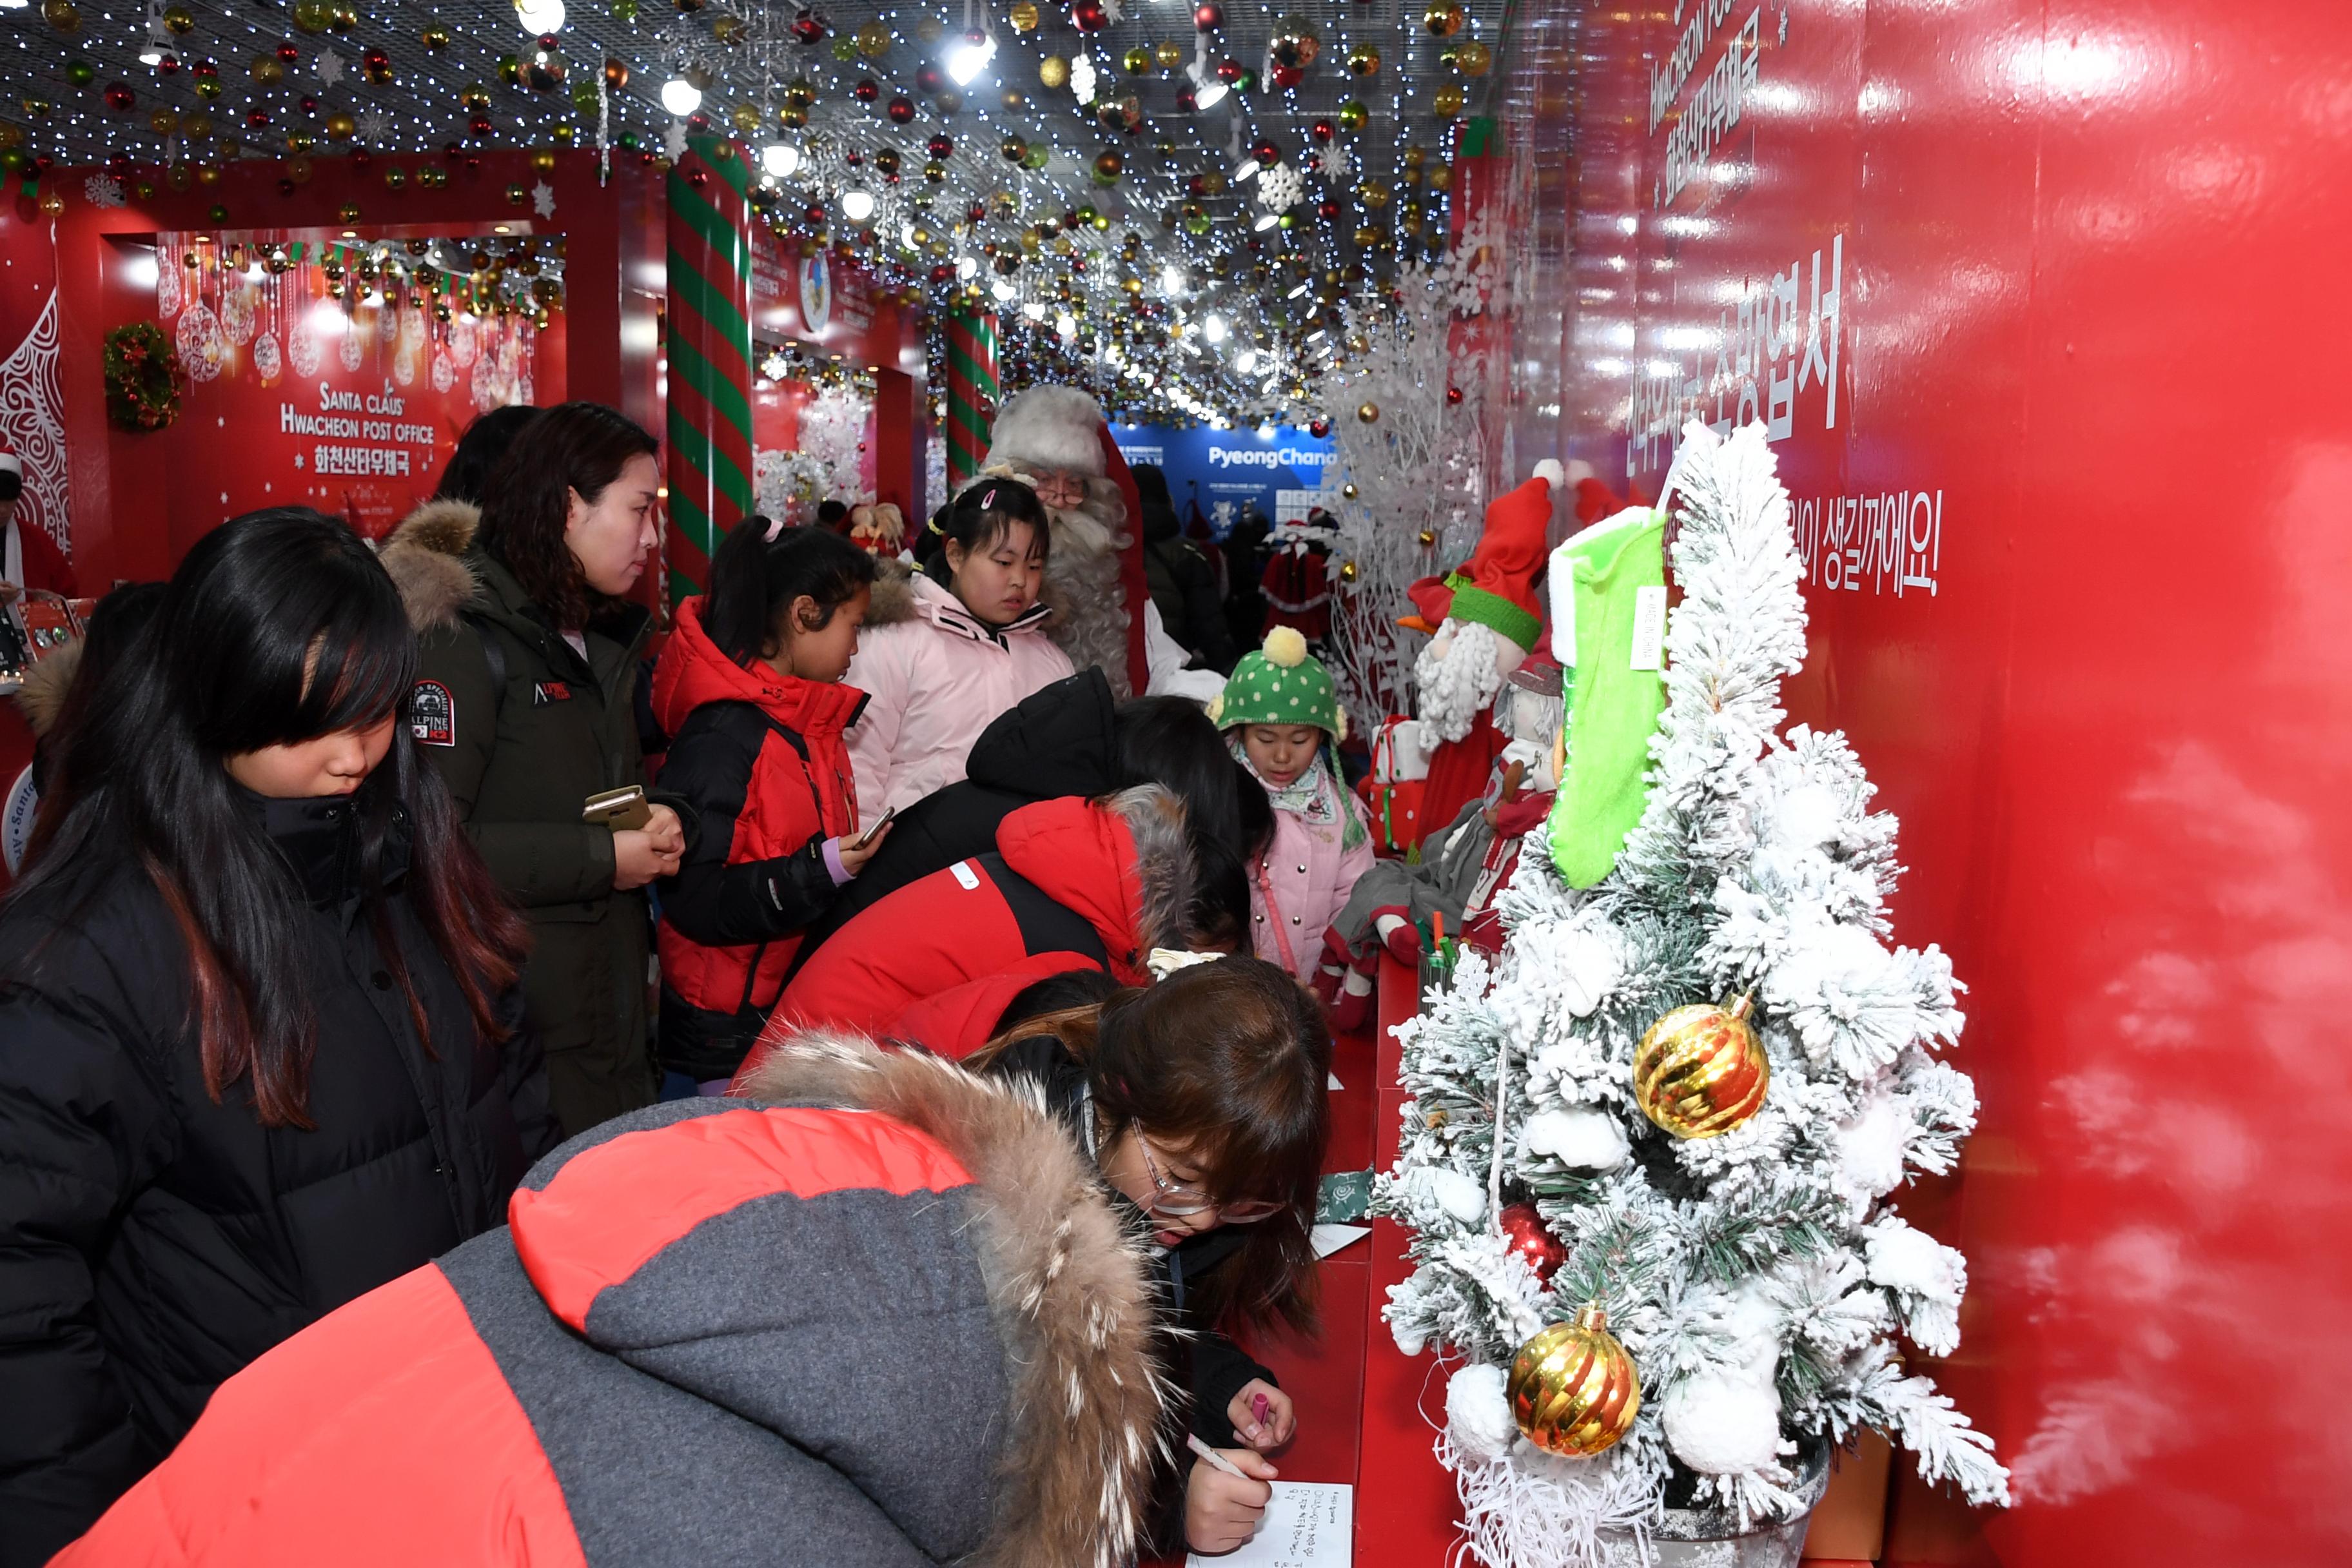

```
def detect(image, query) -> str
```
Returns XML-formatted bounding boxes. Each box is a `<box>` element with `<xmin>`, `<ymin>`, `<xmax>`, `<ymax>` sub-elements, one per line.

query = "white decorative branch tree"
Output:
<box><xmin>1375</xmin><ymin>422</ymin><xmax>2008</xmax><ymax>1565</ymax></box>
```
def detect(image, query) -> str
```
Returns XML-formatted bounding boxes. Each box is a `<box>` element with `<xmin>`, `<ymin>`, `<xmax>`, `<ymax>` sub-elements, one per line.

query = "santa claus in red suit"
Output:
<box><xmin>0</xmin><ymin>452</ymin><xmax>77</xmax><ymax>602</ymax></box>
<box><xmin>1396</xmin><ymin>460</ymin><xmax>1562</xmax><ymax>842</ymax></box>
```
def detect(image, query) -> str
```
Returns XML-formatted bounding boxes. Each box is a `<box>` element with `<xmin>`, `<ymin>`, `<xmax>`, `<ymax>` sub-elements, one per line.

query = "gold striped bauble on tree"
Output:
<box><xmin>1632</xmin><ymin>994</ymin><xmax>1770</xmax><ymax>1138</ymax></box>
<box><xmin>664</xmin><ymin>135</ymin><xmax>756</xmax><ymax>601</ymax></box>
<box><xmin>943</xmin><ymin>309</ymin><xmax>997</xmax><ymax>487</ymax></box>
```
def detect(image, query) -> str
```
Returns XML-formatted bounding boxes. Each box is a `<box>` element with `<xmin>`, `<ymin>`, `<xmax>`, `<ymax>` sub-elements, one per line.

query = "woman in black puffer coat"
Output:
<box><xmin>0</xmin><ymin>510</ymin><xmax>548</xmax><ymax>1567</ymax></box>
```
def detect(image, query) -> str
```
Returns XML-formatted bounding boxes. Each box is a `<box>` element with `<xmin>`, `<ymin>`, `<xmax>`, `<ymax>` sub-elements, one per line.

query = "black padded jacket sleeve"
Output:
<box><xmin>0</xmin><ymin>996</ymin><xmax>173</xmax><ymax>1565</ymax></box>
<box><xmin>655</xmin><ymin>710</ymin><xmax>841</xmax><ymax>949</ymax></box>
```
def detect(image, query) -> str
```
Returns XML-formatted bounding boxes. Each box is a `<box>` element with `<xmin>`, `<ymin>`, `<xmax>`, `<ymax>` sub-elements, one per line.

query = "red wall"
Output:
<box><xmin>1494</xmin><ymin>1</ymin><xmax>2352</xmax><ymax>1562</ymax></box>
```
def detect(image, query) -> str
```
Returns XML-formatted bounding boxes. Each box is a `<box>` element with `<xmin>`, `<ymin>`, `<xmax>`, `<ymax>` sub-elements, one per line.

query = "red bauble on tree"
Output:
<box><xmin>1498</xmin><ymin>1201</ymin><xmax>1566</xmax><ymax>1284</ymax></box>
<box><xmin>1193</xmin><ymin>1</ymin><xmax>1222</xmax><ymax>28</ymax></box>
<box><xmin>1071</xmin><ymin>0</ymin><xmax>1109</xmax><ymax>31</ymax></box>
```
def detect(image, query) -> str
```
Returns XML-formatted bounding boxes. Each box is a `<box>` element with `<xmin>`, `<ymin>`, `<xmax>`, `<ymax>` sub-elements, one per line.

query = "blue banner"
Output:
<box><xmin>1112</xmin><ymin>423</ymin><xmax>1336</xmax><ymax>537</ymax></box>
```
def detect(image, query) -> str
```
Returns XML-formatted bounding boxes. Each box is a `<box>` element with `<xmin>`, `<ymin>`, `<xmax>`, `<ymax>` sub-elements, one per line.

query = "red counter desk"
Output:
<box><xmin>1149</xmin><ymin>953</ymin><xmax>1892</xmax><ymax>1567</ymax></box>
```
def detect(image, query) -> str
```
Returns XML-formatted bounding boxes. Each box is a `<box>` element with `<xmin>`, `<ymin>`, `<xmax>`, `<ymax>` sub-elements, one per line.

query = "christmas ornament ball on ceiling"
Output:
<box><xmin>422</xmin><ymin>23</ymin><xmax>451</xmax><ymax>49</ymax></box>
<box><xmin>1092</xmin><ymin>150</ymin><xmax>1122</xmax><ymax>184</ymax></box>
<box><xmin>1193</xmin><ymin>1</ymin><xmax>1223</xmax><ymax>30</ymax></box>
<box><xmin>1425</xmin><ymin>2</ymin><xmax>1465</xmax><ymax>36</ymax></box>
<box><xmin>1632</xmin><ymin>995</ymin><xmax>1770</xmax><ymax>1139</ymax></box>
<box><xmin>856</xmin><ymin>21</ymin><xmax>892</xmax><ymax>57</ymax></box>
<box><xmin>1433</xmin><ymin>84</ymin><xmax>1465</xmax><ymax>118</ymax></box>
<box><xmin>1507</xmin><ymin>1306</ymin><xmax>1640</xmax><ymax>1457</ymax></box>
<box><xmin>1009</xmin><ymin>1</ymin><xmax>1039</xmax><ymax>29</ymax></box>
<box><xmin>1269</xmin><ymin>14</ymin><xmax>1321</xmax><ymax>70</ymax></box>
<box><xmin>1455</xmin><ymin>39</ymin><xmax>1493</xmax><ymax>75</ymax></box>
<box><xmin>1345</xmin><ymin>43</ymin><xmax>1380</xmax><ymax>78</ymax></box>
<box><xmin>1122</xmin><ymin>46</ymin><xmax>1151</xmax><ymax>74</ymax></box>
<box><xmin>1155</xmin><ymin>39</ymin><xmax>1185</xmax><ymax>68</ymax></box>
<box><xmin>1039</xmin><ymin>55</ymin><xmax>1070</xmax><ymax>88</ymax></box>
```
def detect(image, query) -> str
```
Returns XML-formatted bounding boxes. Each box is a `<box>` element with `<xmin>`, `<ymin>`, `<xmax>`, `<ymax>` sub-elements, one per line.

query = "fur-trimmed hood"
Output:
<box><xmin>12</xmin><ymin>638</ymin><xmax>80</xmax><ymax>738</ymax></box>
<box><xmin>995</xmin><ymin>783</ymin><xmax>1196</xmax><ymax>981</ymax></box>
<box><xmin>379</xmin><ymin>496</ymin><xmax>482</xmax><ymax>633</ymax></box>
<box><xmin>734</xmin><ymin>1030</ymin><xmax>1170</xmax><ymax>1568</ymax></box>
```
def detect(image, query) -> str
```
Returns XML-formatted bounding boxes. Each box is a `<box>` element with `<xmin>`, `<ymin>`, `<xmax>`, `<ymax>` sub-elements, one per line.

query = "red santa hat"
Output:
<box><xmin>983</xmin><ymin>385</ymin><xmax>1108</xmax><ymax>479</ymax></box>
<box><xmin>1399</xmin><ymin>460</ymin><xmax>1561</xmax><ymax>652</ymax></box>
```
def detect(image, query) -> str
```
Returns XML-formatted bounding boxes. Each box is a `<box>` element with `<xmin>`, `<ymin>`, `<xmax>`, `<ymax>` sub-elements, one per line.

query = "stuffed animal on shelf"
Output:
<box><xmin>846</xmin><ymin>500</ymin><xmax>907</xmax><ymax>559</ymax></box>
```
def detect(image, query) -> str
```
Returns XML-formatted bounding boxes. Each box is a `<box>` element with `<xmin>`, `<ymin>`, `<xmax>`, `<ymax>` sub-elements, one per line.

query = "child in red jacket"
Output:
<box><xmin>652</xmin><ymin>520</ymin><xmax>893</xmax><ymax>1090</ymax></box>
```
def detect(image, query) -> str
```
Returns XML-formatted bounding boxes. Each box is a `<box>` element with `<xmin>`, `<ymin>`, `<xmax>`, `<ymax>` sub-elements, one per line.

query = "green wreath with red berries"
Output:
<box><xmin>104</xmin><ymin>321</ymin><xmax>182</xmax><ymax>432</ymax></box>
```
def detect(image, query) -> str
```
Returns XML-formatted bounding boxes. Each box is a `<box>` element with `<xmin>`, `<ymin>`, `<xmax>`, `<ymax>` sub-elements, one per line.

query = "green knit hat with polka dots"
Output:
<box><xmin>1211</xmin><ymin>627</ymin><xmax>1348</xmax><ymax>740</ymax></box>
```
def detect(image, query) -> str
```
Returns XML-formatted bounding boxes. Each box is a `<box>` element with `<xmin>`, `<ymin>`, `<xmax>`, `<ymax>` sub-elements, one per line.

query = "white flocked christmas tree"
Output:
<box><xmin>1373</xmin><ymin>422</ymin><xmax>2008</xmax><ymax>1566</ymax></box>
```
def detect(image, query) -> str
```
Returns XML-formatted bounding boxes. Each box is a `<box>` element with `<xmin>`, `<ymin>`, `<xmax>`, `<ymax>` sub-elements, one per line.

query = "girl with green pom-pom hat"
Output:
<box><xmin>1212</xmin><ymin>627</ymin><xmax>1373</xmax><ymax>986</ymax></box>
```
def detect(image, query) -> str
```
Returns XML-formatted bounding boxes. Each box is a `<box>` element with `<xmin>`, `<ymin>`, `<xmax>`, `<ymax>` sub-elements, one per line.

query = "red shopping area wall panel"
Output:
<box><xmin>1511</xmin><ymin>1</ymin><xmax>2352</xmax><ymax>1563</ymax></box>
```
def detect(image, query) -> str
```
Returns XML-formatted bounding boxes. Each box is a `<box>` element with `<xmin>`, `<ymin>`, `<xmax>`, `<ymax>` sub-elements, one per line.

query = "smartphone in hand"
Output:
<box><xmin>847</xmin><ymin>807</ymin><xmax>896</xmax><ymax>850</ymax></box>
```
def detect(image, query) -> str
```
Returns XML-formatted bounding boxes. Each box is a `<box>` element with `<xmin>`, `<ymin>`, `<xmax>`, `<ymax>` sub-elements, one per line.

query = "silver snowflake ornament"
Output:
<box><xmin>532</xmin><ymin>181</ymin><xmax>556</xmax><ymax>218</ymax></box>
<box><xmin>314</xmin><ymin>49</ymin><xmax>344</xmax><ymax>86</ymax></box>
<box><xmin>1256</xmin><ymin>162</ymin><xmax>1306</xmax><ymax>212</ymax></box>
<box><xmin>83</xmin><ymin>173</ymin><xmax>126</xmax><ymax>210</ymax></box>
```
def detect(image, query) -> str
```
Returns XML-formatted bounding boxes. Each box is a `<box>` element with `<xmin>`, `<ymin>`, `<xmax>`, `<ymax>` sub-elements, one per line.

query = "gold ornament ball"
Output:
<box><xmin>1429</xmin><ymin>164</ymin><xmax>1454</xmax><ymax>191</ymax></box>
<box><xmin>1008</xmin><ymin>1</ymin><xmax>1039</xmax><ymax>30</ymax></box>
<box><xmin>1360</xmin><ymin>179</ymin><xmax>1391</xmax><ymax>209</ymax></box>
<box><xmin>856</xmin><ymin>21</ymin><xmax>892</xmax><ymax>56</ymax></box>
<box><xmin>1122</xmin><ymin>46</ymin><xmax>1150</xmax><ymax>74</ymax></box>
<box><xmin>1424</xmin><ymin>1</ymin><xmax>1464</xmax><ymax>37</ymax></box>
<box><xmin>421</xmin><ymin>23</ymin><xmax>451</xmax><ymax>49</ymax></box>
<box><xmin>1404</xmin><ymin>143</ymin><xmax>1427</xmax><ymax>169</ymax></box>
<box><xmin>1418</xmin><ymin>528</ymin><xmax>1437</xmax><ymax>547</ymax></box>
<box><xmin>150</xmin><ymin>107</ymin><xmax>181</xmax><ymax>137</ymax></box>
<box><xmin>1338</xmin><ymin>560</ymin><xmax>1359</xmax><ymax>583</ymax></box>
<box><xmin>1342</xmin><ymin>482</ymin><xmax>1358</xmax><ymax>499</ymax></box>
<box><xmin>162</xmin><ymin>2</ymin><xmax>193</xmax><ymax>30</ymax></box>
<box><xmin>730</xmin><ymin>104</ymin><xmax>761</xmax><ymax>133</ymax></box>
<box><xmin>531</xmin><ymin>147</ymin><xmax>557</xmax><ymax>172</ymax></box>
<box><xmin>1346</xmin><ymin>43</ymin><xmax>1380</xmax><ymax>78</ymax></box>
<box><xmin>1456</xmin><ymin>39</ymin><xmax>1492</xmax><ymax>76</ymax></box>
<box><xmin>1039</xmin><ymin>55</ymin><xmax>1070</xmax><ymax>89</ymax></box>
<box><xmin>37</xmin><ymin>188</ymin><xmax>65</xmax><ymax>215</ymax></box>
<box><xmin>1508</xmin><ymin>1306</ymin><xmax>1641</xmax><ymax>1457</ymax></box>
<box><xmin>1634</xmin><ymin>994</ymin><xmax>1769</xmax><ymax>1139</ymax></box>
<box><xmin>1155</xmin><ymin>39</ymin><xmax>1184</xmax><ymax>68</ymax></box>
<box><xmin>1357</xmin><ymin>401</ymin><xmax>1379</xmax><ymax>423</ymax></box>
<box><xmin>934</xmin><ymin>88</ymin><xmax>964</xmax><ymax>113</ymax></box>
<box><xmin>325</xmin><ymin>110</ymin><xmax>356</xmax><ymax>139</ymax></box>
<box><xmin>42</xmin><ymin>0</ymin><xmax>79</xmax><ymax>34</ymax></box>
<box><xmin>1001</xmin><ymin>88</ymin><xmax>1026</xmax><ymax>110</ymax></box>
<box><xmin>1337</xmin><ymin>99</ymin><xmax>1369</xmax><ymax>132</ymax></box>
<box><xmin>1433</xmin><ymin>84</ymin><xmax>1465</xmax><ymax>118</ymax></box>
<box><xmin>384</xmin><ymin>165</ymin><xmax>407</xmax><ymax>189</ymax></box>
<box><xmin>336</xmin><ymin>201</ymin><xmax>362</xmax><ymax>224</ymax></box>
<box><xmin>251</xmin><ymin>56</ymin><xmax>286</xmax><ymax>86</ymax></box>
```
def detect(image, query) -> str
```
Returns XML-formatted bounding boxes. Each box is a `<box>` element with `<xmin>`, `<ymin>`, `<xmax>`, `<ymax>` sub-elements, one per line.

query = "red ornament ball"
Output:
<box><xmin>1251</xmin><ymin>137</ymin><xmax>1280</xmax><ymax>164</ymax></box>
<box><xmin>1215</xmin><ymin>57</ymin><xmax>1243</xmax><ymax>84</ymax></box>
<box><xmin>790</xmin><ymin>8</ymin><xmax>825</xmax><ymax>44</ymax></box>
<box><xmin>1311</xmin><ymin>118</ymin><xmax>1335</xmax><ymax>141</ymax></box>
<box><xmin>1446</xmin><ymin>385</ymin><xmax>1464</xmax><ymax>405</ymax></box>
<box><xmin>1072</xmin><ymin>0</ymin><xmax>1108</xmax><ymax>30</ymax></box>
<box><xmin>1193</xmin><ymin>1</ymin><xmax>1222</xmax><ymax>29</ymax></box>
<box><xmin>887</xmin><ymin>95</ymin><xmax>915</xmax><ymax>124</ymax></box>
<box><xmin>854</xmin><ymin>77</ymin><xmax>879</xmax><ymax>102</ymax></box>
<box><xmin>913</xmin><ymin>62</ymin><xmax>945</xmax><ymax>94</ymax></box>
<box><xmin>1498</xmin><ymin>1201</ymin><xmax>1566</xmax><ymax>1284</ymax></box>
<box><xmin>1269</xmin><ymin>62</ymin><xmax>1302</xmax><ymax>89</ymax></box>
<box><xmin>275</xmin><ymin>41</ymin><xmax>300</xmax><ymax>64</ymax></box>
<box><xmin>926</xmin><ymin>132</ymin><xmax>953</xmax><ymax>159</ymax></box>
<box><xmin>1309</xmin><ymin>416</ymin><xmax>1331</xmax><ymax>437</ymax></box>
<box><xmin>103</xmin><ymin>81</ymin><xmax>135</xmax><ymax>113</ymax></box>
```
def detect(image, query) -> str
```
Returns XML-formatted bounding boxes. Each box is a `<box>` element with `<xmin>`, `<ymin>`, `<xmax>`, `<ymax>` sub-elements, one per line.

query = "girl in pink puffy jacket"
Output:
<box><xmin>843</xmin><ymin>480</ymin><xmax>1076</xmax><ymax>819</ymax></box>
<box><xmin>1213</xmin><ymin>627</ymin><xmax>1373</xmax><ymax>986</ymax></box>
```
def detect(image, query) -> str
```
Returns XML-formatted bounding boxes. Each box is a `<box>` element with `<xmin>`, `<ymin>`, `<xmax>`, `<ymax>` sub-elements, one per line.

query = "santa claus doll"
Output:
<box><xmin>1396</xmin><ymin>459</ymin><xmax>1562</xmax><ymax>841</ymax></box>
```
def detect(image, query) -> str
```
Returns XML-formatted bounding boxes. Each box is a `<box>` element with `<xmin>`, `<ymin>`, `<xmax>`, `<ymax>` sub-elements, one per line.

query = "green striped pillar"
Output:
<box><xmin>663</xmin><ymin>136</ymin><xmax>756</xmax><ymax>602</ymax></box>
<box><xmin>944</xmin><ymin>309</ymin><xmax>998</xmax><ymax>487</ymax></box>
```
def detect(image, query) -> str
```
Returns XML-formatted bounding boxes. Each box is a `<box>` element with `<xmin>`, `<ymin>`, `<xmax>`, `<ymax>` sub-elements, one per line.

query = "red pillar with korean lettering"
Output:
<box><xmin>943</xmin><ymin>309</ymin><xmax>997</xmax><ymax>489</ymax></box>
<box><xmin>663</xmin><ymin>135</ymin><xmax>756</xmax><ymax>602</ymax></box>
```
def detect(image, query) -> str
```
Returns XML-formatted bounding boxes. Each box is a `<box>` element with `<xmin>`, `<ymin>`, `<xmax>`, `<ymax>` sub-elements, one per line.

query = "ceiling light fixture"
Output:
<box><xmin>660</xmin><ymin>77</ymin><xmax>703</xmax><ymax>116</ymax></box>
<box><xmin>761</xmin><ymin>143</ymin><xmax>801</xmax><ymax>178</ymax></box>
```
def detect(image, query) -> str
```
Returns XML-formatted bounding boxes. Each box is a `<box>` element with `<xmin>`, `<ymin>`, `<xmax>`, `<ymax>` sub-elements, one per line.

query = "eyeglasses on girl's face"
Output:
<box><xmin>1136</xmin><ymin>1134</ymin><xmax>1286</xmax><ymax>1224</ymax></box>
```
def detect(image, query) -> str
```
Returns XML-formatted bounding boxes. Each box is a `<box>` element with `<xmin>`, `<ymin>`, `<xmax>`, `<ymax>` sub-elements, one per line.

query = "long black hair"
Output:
<box><xmin>11</xmin><ymin>509</ymin><xmax>529</xmax><ymax>1128</ymax></box>
<box><xmin>475</xmin><ymin>400</ymin><xmax>657</xmax><ymax>631</ymax></box>
<box><xmin>704</xmin><ymin>515</ymin><xmax>877</xmax><ymax>667</ymax></box>
<box><xmin>1110</xmin><ymin>697</ymin><xmax>1263</xmax><ymax>941</ymax></box>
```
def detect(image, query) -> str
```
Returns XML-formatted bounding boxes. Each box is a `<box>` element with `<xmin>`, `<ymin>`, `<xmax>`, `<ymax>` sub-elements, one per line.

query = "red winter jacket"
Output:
<box><xmin>52</xmin><ymin>1032</ymin><xmax>1167</xmax><ymax>1568</ymax></box>
<box><xmin>649</xmin><ymin>596</ymin><xmax>866</xmax><ymax>1083</ymax></box>
<box><xmin>743</xmin><ymin>787</ymin><xmax>1194</xmax><ymax>1076</ymax></box>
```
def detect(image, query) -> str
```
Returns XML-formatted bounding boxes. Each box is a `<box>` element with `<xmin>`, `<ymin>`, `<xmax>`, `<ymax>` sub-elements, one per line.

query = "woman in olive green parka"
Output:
<box><xmin>383</xmin><ymin>402</ymin><xmax>683</xmax><ymax>1136</ymax></box>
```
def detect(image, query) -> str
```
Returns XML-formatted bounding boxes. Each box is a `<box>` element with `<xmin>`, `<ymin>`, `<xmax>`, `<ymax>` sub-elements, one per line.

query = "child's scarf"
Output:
<box><xmin>1231</xmin><ymin>736</ymin><xmax>1367</xmax><ymax>851</ymax></box>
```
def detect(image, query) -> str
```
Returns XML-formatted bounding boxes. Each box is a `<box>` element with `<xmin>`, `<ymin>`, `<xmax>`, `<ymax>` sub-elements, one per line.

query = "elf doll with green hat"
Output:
<box><xmin>1211</xmin><ymin>627</ymin><xmax>1374</xmax><ymax>985</ymax></box>
<box><xmin>1399</xmin><ymin>461</ymin><xmax>1563</xmax><ymax>841</ymax></box>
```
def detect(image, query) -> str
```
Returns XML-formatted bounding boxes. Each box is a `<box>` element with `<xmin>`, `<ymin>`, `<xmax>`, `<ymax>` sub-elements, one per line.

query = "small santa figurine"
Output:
<box><xmin>0</xmin><ymin>451</ymin><xmax>77</xmax><ymax>602</ymax></box>
<box><xmin>1396</xmin><ymin>460</ymin><xmax>1562</xmax><ymax>841</ymax></box>
<box><xmin>845</xmin><ymin>500</ymin><xmax>907</xmax><ymax>559</ymax></box>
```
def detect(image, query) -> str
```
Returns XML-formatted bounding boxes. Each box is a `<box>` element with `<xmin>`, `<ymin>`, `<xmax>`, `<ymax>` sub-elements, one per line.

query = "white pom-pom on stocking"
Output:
<box><xmin>1661</xmin><ymin>1373</ymin><xmax>1785</xmax><ymax>1474</ymax></box>
<box><xmin>1522</xmin><ymin>1106</ymin><xmax>1631</xmax><ymax>1170</ymax></box>
<box><xmin>1446</xmin><ymin>1363</ymin><xmax>1519</xmax><ymax>1464</ymax></box>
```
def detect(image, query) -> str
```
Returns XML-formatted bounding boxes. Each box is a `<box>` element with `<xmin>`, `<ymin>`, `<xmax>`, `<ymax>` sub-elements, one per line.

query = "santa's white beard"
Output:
<box><xmin>1413</xmin><ymin>620</ymin><xmax>1507</xmax><ymax>743</ymax></box>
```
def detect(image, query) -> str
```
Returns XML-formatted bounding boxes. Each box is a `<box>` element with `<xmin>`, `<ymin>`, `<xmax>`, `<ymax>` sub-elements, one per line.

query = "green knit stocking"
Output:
<box><xmin>1547</xmin><ymin>509</ymin><xmax>1669</xmax><ymax>888</ymax></box>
